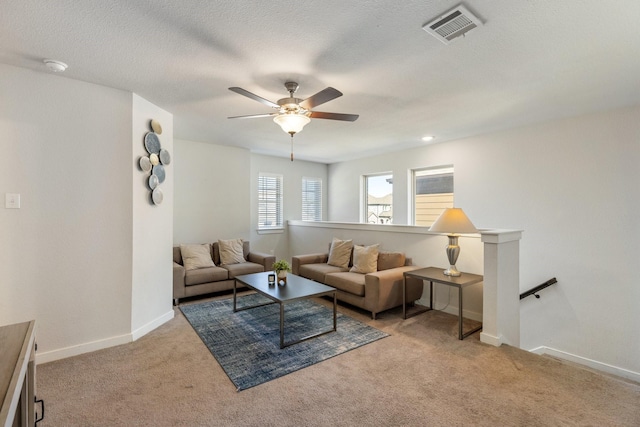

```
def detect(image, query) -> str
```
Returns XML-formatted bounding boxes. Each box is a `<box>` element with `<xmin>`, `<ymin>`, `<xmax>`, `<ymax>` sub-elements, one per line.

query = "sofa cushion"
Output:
<box><xmin>350</xmin><ymin>244</ymin><xmax>379</xmax><ymax>274</ymax></box>
<box><xmin>180</xmin><ymin>244</ymin><xmax>215</xmax><ymax>270</ymax></box>
<box><xmin>224</xmin><ymin>262</ymin><xmax>264</xmax><ymax>279</ymax></box>
<box><xmin>185</xmin><ymin>266</ymin><xmax>228</xmax><ymax>286</ymax></box>
<box><xmin>299</xmin><ymin>263</ymin><xmax>348</xmax><ymax>283</ymax></box>
<box><xmin>327</xmin><ymin>238</ymin><xmax>353</xmax><ymax>268</ymax></box>
<box><xmin>325</xmin><ymin>272</ymin><xmax>366</xmax><ymax>297</ymax></box>
<box><xmin>377</xmin><ymin>251</ymin><xmax>406</xmax><ymax>271</ymax></box>
<box><xmin>218</xmin><ymin>238</ymin><xmax>246</xmax><ymax>265</ymax></box>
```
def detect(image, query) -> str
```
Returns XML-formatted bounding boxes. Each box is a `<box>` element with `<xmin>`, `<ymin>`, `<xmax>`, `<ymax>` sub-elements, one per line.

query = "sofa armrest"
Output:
<box><xmin>248</xmin><ymin>251</ymin><xmax>276</xmax><ymax>271</ymax></box>
<box><xmin>292</xmin><ymin>253</ymin><xmax>329</xmax><ymax>275</ymax></box>
<box><xmin>173</xmin><ymin>262</ymin><xmax>186</xmax><ymax>300</ymax></box>
<box><xmin>364</xmin><ymin>266</ymin><xmax>423</xmax><ymax>313</ymax></box>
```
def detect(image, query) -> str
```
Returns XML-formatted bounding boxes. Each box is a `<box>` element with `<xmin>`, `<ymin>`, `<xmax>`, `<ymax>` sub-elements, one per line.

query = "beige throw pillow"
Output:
<box><xmin>327</xmin><ymin>238</ymin><xmax>353</xmax><ymax>269</ymax></box>
<box><xmin>350</xmin><ymin>244</ymin><xmax>380</xmax><ymax>274</ymax></box>
<box><xmin>180</xmin><ymin>244</ymin><xmax>215</xmax><ymax>271</ymax></box>
<box><xmin>218</xmin><ymin>238</ymin><xmax>246</xmax><ymax>265</ymax></box>
<box><xmin>377</xmin><ymin>252</ymin><xmax>406</xmax><ymax>271</ymax></box>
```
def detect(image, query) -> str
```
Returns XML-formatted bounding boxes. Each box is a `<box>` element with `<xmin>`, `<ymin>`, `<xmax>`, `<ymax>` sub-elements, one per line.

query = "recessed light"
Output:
<box><xmin>43</xmin><ymin>59</ymin><xmax>68</xmax><ymax>73</ymax></box>
<box><xmin>421</xmin><ymin>136</ymin><xmax>435</xmax><ymax>142</ymax></box>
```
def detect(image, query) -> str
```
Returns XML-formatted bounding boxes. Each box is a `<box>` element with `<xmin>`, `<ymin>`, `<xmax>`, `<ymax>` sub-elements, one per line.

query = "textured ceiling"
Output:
<box><xmin>2</xmin><ymin>1</ymin><xmax>640</xmax><ymax>163</ymax></box>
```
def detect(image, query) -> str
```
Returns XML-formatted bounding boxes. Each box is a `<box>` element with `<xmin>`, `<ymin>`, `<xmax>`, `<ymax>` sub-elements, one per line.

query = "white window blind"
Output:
<box><xmin>302</xmin><ymin>177</ymin><xmax>322</xmax><ymax>221</ymax></box>
<box><xmin>258</xmin><ymin>173</ymin><xmax>283</xmax><ymax>229</ymax></box>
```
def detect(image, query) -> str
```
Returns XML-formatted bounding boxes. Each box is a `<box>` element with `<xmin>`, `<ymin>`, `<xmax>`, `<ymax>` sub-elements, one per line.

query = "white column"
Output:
<box><xmin>480</xmin><ymin>229</ymin><xmax>523</xmax><ymax>347</ymax></box>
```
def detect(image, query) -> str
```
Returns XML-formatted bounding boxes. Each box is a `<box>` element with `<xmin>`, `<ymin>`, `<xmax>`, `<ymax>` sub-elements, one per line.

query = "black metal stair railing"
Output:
<box><xmin>520</xmin><ymin>277</ymin><xmax>557</xmax><ymax>300</ymax></box>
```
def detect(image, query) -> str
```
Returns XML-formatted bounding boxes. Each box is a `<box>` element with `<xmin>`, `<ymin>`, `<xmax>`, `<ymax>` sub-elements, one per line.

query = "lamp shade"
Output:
<box><xmin>429</xmin><ymin>208</ymin><xmax>478</xmax><ymax>234</ymax></box>
<box><xmin>273</xmin><ymin>113</ymin><xmax>311</xmax><ymax>135</ymax></box>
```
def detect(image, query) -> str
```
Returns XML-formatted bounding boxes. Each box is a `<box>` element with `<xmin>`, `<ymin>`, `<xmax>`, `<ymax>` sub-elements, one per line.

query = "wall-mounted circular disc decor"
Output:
<box><xmin>138</xmin><ymin>119</ymin><xmax>169</xmax><ymax>206</ymax></box>
<box><xmin>152</xmin><ymin>187</ymin><xmax>163</xmax><ymax>205</ymax></box>
<box><xmin>150</xmin><ymin>119</ymin><xmax>163</xmax><ymax>135</ymax></box>
<box><xmin>144</xmin><ymin>132</ymin><xmax>161</xmax><ymax>154</ymax></box>
<box><xmin>153</xmin><ymin>164</ymin><xmax>165</xmax><ymax>183</ymax></box>
<box><xmin>150</xmin><ymin>152</ymin><xmax>160</xmax><ymax>166</ymax></box>
<box><xmin>148</xmin><ymin>174</ymin><xmax>159</xmax><ymax>190</ymax></box>
<box><xmin>159</xmin><ymin>149</ymin><xmax>171</xmax><ymax>165</ymax></box>
<box><xmin>139</xmin><ymin>156</ymin><xmax>152</xmax><ymax>173</ymax></box>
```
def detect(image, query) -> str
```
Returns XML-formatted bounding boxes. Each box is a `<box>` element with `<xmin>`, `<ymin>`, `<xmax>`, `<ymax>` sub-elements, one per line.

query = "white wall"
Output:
<box><xmin>0</xmin><ymin>64</ymin><xmax>134</xmax><ymax>359</ymax></box>
<box><xmin>131</xmin><ymin>94</ymin><xmax>174</xmax><ymax>339</ymax></box>
<box><xmin>249</xmin><ymin>154</ymin><xmax>328</xmax><ymax>261</ymax></box>
<box><xmin>173</xmin><ymin>140</ymin><xmax>251</xmax><ymax>244</ymax></box>
<box><xmin>0</xmin><ymin>64</ymin><xmax>174</xmax><ymax>362</ymax></box>
<box><xmin>328</xmin><ymin>105</ymin><xmax>640</xmax><ymax>378</ymax></box>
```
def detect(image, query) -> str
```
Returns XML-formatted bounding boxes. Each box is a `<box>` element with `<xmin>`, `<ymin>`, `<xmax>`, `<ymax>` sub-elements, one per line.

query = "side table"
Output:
<box><xmin>403</xmin><ymin>267</ymin><xmax>483</xmax><ymax>340</ymax></box>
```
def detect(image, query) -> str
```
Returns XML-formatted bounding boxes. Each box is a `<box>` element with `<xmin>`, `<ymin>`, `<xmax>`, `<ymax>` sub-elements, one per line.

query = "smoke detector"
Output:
<box><xmin>423</xmin><ymin>5</ymin><xmax>483</xmax><ymax>44</ymax></box>
<box><xmin>43</xmin><ymin>59</ymin><xmax>68</xmax><ymax>72</ymax></box>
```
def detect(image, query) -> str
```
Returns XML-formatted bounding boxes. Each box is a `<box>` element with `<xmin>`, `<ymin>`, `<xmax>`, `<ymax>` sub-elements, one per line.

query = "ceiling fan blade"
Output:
<box><xmin>228</xmin><ymin>113</ymin><xmax>278</xmax><ymax>119</ymax></box>
<box><xmin>299</xmin><ymin>87</ymin><xmax>343</xmax><ymax>109</ymax></box>
<box><xmin>309</xmin><ymin>111</ymin><xmax>359</xmax><ymax>122</ymax></box>
<box><xmin>229</xmin><ymin>87</ymin><xmax>279</xmax><ymax>109</ymax></box>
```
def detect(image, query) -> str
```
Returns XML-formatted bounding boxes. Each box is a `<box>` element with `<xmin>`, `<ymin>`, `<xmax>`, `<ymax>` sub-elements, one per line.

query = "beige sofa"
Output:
<box><xmin>292</xmin><ymin>248</ymin><xmax>423</xmax><ymax>319</ymax></box>
<box><xmin>173</xmin><ymin>241</ymin><xmax>275</xmax><ymax>304</ymax></box>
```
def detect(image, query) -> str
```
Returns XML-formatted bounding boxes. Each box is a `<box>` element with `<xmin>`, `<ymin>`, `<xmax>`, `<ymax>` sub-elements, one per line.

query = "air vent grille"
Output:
<box><xmin>423</xmin><ymin>5</ymin><xmax>482</xmax><ymax>44</ymax></box>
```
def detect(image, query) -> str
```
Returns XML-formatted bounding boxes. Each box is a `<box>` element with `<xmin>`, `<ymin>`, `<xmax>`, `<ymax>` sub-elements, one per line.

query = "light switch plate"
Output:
<box><xmin>5</xmin><ymin>193</ymin><xmax>20</xmax><ymax>209</ymax></box>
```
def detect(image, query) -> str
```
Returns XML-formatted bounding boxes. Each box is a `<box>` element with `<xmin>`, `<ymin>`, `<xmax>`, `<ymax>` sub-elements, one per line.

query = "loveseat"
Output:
<box><xmin>292</xmin><ymin>239</ymin><xmax>423</xmax><ymax>319</ymax></box>
<box><xmin>173</xmin><ymin>240</ymin><xmax>275</xmax><ymax>305</ymax></box>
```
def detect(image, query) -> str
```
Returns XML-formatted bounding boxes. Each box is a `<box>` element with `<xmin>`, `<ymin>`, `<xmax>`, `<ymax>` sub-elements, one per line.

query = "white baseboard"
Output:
<box><xmin>36</xmin><ymin>333</ymin><xmax>132</xmax><ymax>364</ymax></box>
<box><xmin>530</xmin><ymin>346</ymin><xmax>640</xmax><ymax>383</ymax></box>
<box><xmin>37</xmin><ymin>310</ymin><xmax>175</xmax><ymax>364</ymax></box>
<box><xmin>480</xmin><ymin>332</ymin><xmax>502</xmax><ymax>347</ymax></box>
<box><xmin>132</xmin><ymin>309</ymin><xmax>174</xmax><ymax>341</ymax></box>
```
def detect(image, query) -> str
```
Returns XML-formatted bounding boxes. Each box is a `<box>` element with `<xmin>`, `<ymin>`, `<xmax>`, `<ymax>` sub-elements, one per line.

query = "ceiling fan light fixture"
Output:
<box><xmin>273</xmin><ymin>113</ymin><xmax>310</xmax><ymax>135</ymax></box>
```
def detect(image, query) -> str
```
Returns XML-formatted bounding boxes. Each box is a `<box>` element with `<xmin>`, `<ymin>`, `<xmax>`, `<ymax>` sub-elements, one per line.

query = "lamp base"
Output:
<box><xmin>443</xmin><ymin>265</ymin><xmax>461</xmax><ymax>277</ymax></box>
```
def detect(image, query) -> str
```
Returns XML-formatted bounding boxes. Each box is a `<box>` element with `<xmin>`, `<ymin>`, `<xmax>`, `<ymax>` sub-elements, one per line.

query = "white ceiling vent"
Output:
<box><xmin>423</xmin><ymin>5</ymin><xmax>483</xmax><ymax>45</ymax></box>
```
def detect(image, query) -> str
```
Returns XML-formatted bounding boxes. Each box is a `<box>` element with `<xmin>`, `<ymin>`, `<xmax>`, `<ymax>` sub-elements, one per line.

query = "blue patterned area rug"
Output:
<box><xmin>180</xmin><ymin>293</ymin><xmax>388</xmax><ymax>391</ymax></box>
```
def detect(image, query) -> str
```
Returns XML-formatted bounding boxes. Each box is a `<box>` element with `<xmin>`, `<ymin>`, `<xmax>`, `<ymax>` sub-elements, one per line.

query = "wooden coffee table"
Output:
<box><xmin>233</xmin><ymin>272</ymin><xmax>337</xmax><ymax>348</ymax></box>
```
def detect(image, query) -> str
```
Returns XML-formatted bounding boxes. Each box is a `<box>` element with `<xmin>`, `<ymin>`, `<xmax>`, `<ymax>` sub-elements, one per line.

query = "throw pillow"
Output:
<box><xmin>218</xmin><ymin>238</ymin><xmax>246</xmax><ymax>265</ymax></box>
<box><xmin>327</xmin><ymin>238</ymin><xmax>353</xmax><ymax>269</ymax></box>
<box><xmin>377</xmin><ymin>252</ymin><xmax>406</xmax><ymax>271</ymax></box>
<box><xmin>350</xmin><ymin>244</ymin><xmax>380</xmax><ymax>274</ymax></box>
<box><xmin>180</xmin><ymin>244</ymin><xmax>215</xmax><ymax>271</ymax></box>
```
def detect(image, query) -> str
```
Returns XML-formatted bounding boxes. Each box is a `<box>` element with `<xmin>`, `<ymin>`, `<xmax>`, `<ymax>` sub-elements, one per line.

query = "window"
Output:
<box><xmin>302</xmin><ymin>177</ymin><xmax>322</xmax><ymax>221</ymax></box>
<box><xmin>412</xmin><ymin>166</ymin><xmax>454</xmax><ymax>226</ymax></box>
<box><xmin>258</xmin><ymin>173</ymin><xmax>283</xmax><ymax>229</ymax></box>
<box><xmin>363</xmin><ymin>173</ymin><xmax>393</xmax><ymax>224</ymax></box>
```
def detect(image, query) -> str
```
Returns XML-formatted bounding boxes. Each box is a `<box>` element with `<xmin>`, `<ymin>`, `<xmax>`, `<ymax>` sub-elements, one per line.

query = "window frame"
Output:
<box><xmin>362</xmin><ymin>172</ymin><xmax>393</xmax><ymax>224</ymax></box>
<box><xmin>410</xmin><ymin>165</ymin><xmax>454</xmax><ymax>226</ymax></box>
<box><xmin>301</xmin><ymin>176</ymin><xmax>322</xmax><ymax>221</ymax></box>
<box><xmin>258</xmin><ymin>172</ymin><xmax>284</xmax><ymax>231</ymax></box>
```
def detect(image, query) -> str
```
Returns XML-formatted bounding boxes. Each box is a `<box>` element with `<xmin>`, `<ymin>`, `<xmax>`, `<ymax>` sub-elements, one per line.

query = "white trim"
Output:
<box><xmin>480</xmin><ymin>332</ymin><xmax>503</xmax><ymax>347</ymax></box>
<box><xmin>529</xmin><ymin>346</ymin><xmax>640</xmax><ymax>383</ymax></box>
<box><xmin>131</xmin><ymin>310</ymin><xmax>174</xmax><ymax>341</ymax></box>
<box><xmin>36</xmin><ymin>333</ymin><xmax>132</xmax><ymax>364</ymax></box>
<box><xmin>288</xmin><ymin>219</ymin><xmax>485</xmax><ymax>237</ymax></box>
<box><xmin>480</xmin><ymin>229</ymin><xmax>524</xmax><ymax>243</ymax></box>
<box><xmin>36</xmin><ymin>310</ymin><xmax>175</xmax><ymax>364</ymax></box>
<box><xmin>256</xmin><ymin>228</ymin><xmax>284</xmax><ymax>234</ymax></box>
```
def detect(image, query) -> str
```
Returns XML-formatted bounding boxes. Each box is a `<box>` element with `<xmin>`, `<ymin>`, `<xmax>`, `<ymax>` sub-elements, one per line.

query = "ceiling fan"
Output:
<box><xmin>228</xmin><ymin>81</ymin><xmax>359</xmax><ymax>138</ymax></box>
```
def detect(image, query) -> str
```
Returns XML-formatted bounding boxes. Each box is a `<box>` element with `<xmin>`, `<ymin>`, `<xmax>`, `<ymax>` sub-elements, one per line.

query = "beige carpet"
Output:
<box><xmin>37</xmin><ymin>292</ymin><xmax>640</xmax><ymax>426</ymax></box>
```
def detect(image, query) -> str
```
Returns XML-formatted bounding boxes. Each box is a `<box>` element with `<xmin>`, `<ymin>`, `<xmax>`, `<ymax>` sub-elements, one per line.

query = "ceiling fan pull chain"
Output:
<box><xmin>290</xmin><ymin>134</ymin><xmax>294</xmax><ymax>161</ymax></box>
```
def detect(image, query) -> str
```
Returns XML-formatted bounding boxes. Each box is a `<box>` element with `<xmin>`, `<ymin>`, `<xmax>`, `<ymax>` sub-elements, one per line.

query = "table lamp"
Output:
<box><xmin>429</xmin><ymin>208</ymin><xmax>478</xmax><ymax>276</ymax></box>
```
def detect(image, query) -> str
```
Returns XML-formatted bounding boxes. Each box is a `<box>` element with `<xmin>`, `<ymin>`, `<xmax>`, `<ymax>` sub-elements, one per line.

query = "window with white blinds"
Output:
<box><xmin>412</xmin><ymin>166</ymin><xmax>454</xmax><ymax>226</ymax></box>
<box><xmin>302</xmin><ymin>177</ymin><xmax>322</xmax><ymax>221</ymax></box>
<box><xmin>258</xmin><ymin>173</ymin><xmax>283</xmax><ymax>229</ymax></box>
